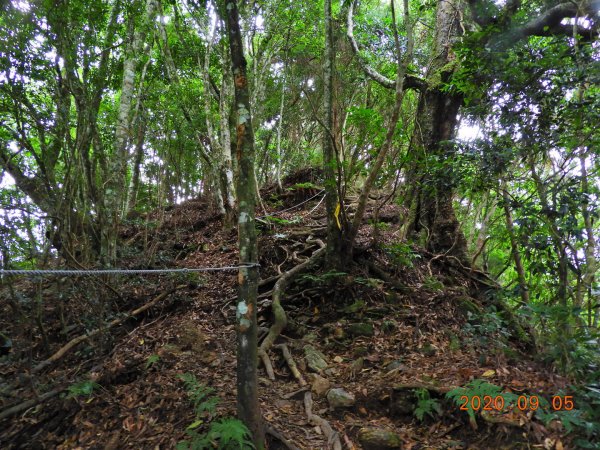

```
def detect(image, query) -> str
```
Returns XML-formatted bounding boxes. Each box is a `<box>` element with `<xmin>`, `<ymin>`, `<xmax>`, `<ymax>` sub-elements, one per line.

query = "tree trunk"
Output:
<box><xmin>223</xmin><ymin>1</ymin><xmax>265</xmax><ymax>448</ymax></box>
<box><xmin>402</xmin><ymin>0</ymin><xmax>468</xmax><ymax>262</ymax></box>
<box><xmin>323</xmin><ymin>0</ymin><xmax>344</xmax><ymax>269</ymax></box>
<box><xmin>501</xmin><ymin>183</ymin><xmax>530</xmax><ymax>305</ymax></box>
<box><xmin>219</xmin><ymin>42</ymin><xmax>237</xmax><ymax>228</ymax></box>
<box><xmin>345</xmin><ymin>0</ymin><xmax>411</xmax><ymax>257</ymax></box>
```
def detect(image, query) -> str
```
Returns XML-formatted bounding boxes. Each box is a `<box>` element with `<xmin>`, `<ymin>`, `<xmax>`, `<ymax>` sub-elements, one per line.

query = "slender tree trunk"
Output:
<box><xmin>527</xmin><ymin>155</ymin><xmax>571</xmax><ymax>349</ymax></box>
<box><xmin>501</xmin><ymin>183</ymin><xmax>530</xmax><ymax>304</ymax></box>
<box><xmin>219</xmin><ymin>43</ymin><xmax>237</xmax><ymax>227</ymax></box>
<box><xmin>126</xmin><ymin>115</ymin><xmax>147</xmax><ymax>213</ymax></box>
<box><xmin>345</xmin><ymin>0</ymin><xmax>411</xmax><ymax>257</ymax></box>
<box><xmin>125</xmin><ymin>49</ymin><xmax>152</xmax><ymax>214</ymax></box>
<box><xmin>276</xmin><ymin>65</ymin><xmax>286</xmax><ymax>192</ymax></box>
<box><xmin>223</xmin><ymin>1</ymin><xmax>265</xmax><ymax>447</ymax></box>
<box><xmin>104</xmin><ymin>0</ymin><xmax>155</xmax><ymax>263</ymax></box>
<box><xmin>323</xmin><ymin>0</ymin><xmax>343</xmax><ymax>269</ymax></box>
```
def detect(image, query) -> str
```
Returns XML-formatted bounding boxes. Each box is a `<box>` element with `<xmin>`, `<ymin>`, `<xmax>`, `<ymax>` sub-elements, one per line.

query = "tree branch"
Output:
<box><xmin>469</xmin><ymin>0</ymin><xmax>600</xmax><ymax>48</ymax></box>
<box><xmin>502</xmin><ymin>0</ymin><xmax>600</xmax><ymax>46</ymax></box>
<box><xmin>346</xmin><ymin>0</ymin><xmax>425</xmax><ymax>91</ymax></box>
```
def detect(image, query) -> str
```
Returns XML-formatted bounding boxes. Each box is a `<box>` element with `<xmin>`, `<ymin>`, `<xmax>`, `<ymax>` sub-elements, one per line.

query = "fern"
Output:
<box><xmin>208</xmin><ymin>418</ymin><xmax>255</xmax><ymax>449</ymax></box>
<box><xmin>446</xmin><ymin>379</ymin><xmax>519</xmax><ymax>425</ymax></box>
<box><xmin>177</xmin><ymin>373</ymin><xmax>219</xmax><ymax>417</ymax></box>
<box><xmin>177</xmin><ymin>373</ymin><xmax>255</xmax><ymax>449</ymax></box>
<box><xmin>414</xmin><ymin>388</ymin><xmax>442</xmax><ymax>421</ymax></box>
<box><xmin>66</xmin><ymin>380</ymin><xmax>101</xmax><ymax>398</ymax></box>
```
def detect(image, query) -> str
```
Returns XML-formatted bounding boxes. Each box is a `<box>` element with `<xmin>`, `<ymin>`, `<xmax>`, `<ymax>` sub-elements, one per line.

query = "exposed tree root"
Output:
<box><xmin>258</xmin><ymin>246</ymin><xmax>325</xmax><ymax>380</ymax></box>
<box><xmin>32</xmin><ymin>285</ymin><xmax>186</xmax><ymax>374</ymax></box>
<box><xmin>265</xmin><ymin>423</ymin><xmax>303</xmax><ymax>450</ymax></box>
<box><xmin>0</xmin><ymin>387</ymin><xmax>64</xmax><ymax>421</ymax></box>
<box><xmin>304</xmin><ymin>391</ymin><xmax>342</xmax><ymax>450</ymax></box>
<box><xmin>275</xmin><ymin>344</ymin><xmax>306</xmax><ymax>386</ymax></box>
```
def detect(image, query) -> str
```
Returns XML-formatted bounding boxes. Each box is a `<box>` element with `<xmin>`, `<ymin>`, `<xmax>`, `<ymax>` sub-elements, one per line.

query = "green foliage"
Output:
<box><xmin>463</xmin><ymin>308</ymin><xmax>510</xmax><ymax>348</ymax></box>
<box><xmin>423</xmin><ymin>276</ymin><xmax>444</xmax><ymax>292</ymax></box>
<box><xmin>288</xmin><ymin>182</ymin><xmax>319</xmax><ymax>190</ymax></box>
<box><xmin>145</xmin><ymin>354</ymin><xmax>160</xmax><ymax>369</ymax></box>
<box><xmin>301</xmin><ymin>270</ymin><xmax>348</xmax><ymax>285</ymax></box>
<box><xmin>263</xmin><ymin>215</ymin><xmax>301</xmax><ymax>226</ymax></box>
<box><xmin>446</xmin><ymin>380</ymin><xmax>519</xmax><ymax>424</ymax></box>
<box><xmin>384</xmin><ymin>242</ymin><xmax>420</xmax><ymax>268</ymax></box>
<box><xmin>67</xmin><ymin>380</ymin><xmax>101</xmax><ymax>399</ymax></box>
<box><xmin>534</xmin><ymin>387</ymin><xmax>600</xmax><ymax>447</ymax></box>
<box><xmin>177</xmin><ymin>373</ymin><xmax>219</xmax><ymax>418</ymax></box>
<box><xmin>413</xmin><ymin>388</ymin><xmax>442</xmax><ymax>421</ymax></box>
<box><xmin>176</xmin><ymin>373</ymin><xmax>254</xmax><ymax>450</ymax></box>
<box><xmin>177</xmin><ymin>418</ymin><xmax>255</xmax><ymax>450</ymax></box>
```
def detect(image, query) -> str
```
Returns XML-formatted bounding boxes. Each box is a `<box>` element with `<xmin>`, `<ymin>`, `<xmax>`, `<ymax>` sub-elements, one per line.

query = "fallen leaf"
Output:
<box><xmin>482</xmin><ymin>369</ymin><xmax>495</xmax><ymax>377</ymax></box>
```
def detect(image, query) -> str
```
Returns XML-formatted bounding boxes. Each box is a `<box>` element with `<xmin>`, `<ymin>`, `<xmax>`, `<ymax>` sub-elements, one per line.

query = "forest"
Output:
<box><xmin>0</xmin><ymin>0</ymin><xmax>599</xmax><ymax>448</ymax></box>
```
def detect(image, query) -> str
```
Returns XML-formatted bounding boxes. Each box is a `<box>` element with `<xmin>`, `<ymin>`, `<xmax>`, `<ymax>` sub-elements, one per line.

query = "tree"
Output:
<box><xmin>222</xmin><ymin>0</ymin><xmax>265</xmax><ymax>447</ymax></box>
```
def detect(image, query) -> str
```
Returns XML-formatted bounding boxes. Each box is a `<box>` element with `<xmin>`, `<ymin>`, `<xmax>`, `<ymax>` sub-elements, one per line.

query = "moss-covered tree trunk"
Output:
<box><xmin>323</xmin><ymin>0</ymin><xmax>344</xmax><ymax>269</ymax></box>
<box><xmin>223</xmin><ymin>1</ymin><xmax>265</xmax><ymax>448</ymax></box>
<box><xmin>402</xmin><ymin>0</ymin><xmax>468</xmax><ymax>261</ymax></box>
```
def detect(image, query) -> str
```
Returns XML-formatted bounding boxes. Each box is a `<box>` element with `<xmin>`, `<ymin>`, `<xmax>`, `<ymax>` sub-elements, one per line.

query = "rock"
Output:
<box><xmin>358</xmin><ymin>427</ymin><xmax>402</xmax><ymax>449</ymax></box>
<box><xmin>348</xmin><ymin>322</ymin><xmax>374</xmax><ymax>337</ymax></box>
<box><xmin>304</xmin><ymin>345</ymin><xmax>328</xmax><ymax>372</ymax></box>
<box><xmin>308</xmin><ymin>374</ymin><xmax>331</xmax><ymax>396</ymax></box>
<box><xmin>327</xmin><ymin>388</ymin><xmax>355</xmax><ymax>409</ymax></box>
<box><xmin>385</xmin><ymin>359</ymin><xmax>408</xmax><ymax>373</ymax></box>
<box><xmin>353</xmin><ymin>346</ymin><xmax>369</xmax><ymax>357</ymax></box>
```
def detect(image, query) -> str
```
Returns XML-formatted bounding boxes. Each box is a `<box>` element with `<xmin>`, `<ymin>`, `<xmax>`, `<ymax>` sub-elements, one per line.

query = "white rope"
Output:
<box><xmin>0</xmin><ymin>264</ymin><xmax>259</xmax><ymax>277</ymax></box>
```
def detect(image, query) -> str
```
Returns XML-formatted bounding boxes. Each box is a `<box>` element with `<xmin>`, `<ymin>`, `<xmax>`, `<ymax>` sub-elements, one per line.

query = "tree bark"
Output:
<box><xmin>106</xmin><ymin>0</ymin><xmax>156</xmax><ymax>262</ymax></box>
<box><xmin>501</xmin><ymin>183</ymin><xmax>529</xmax><ymax>305</ymax></box>
<box><xmin>345</xmin><ymin>0</ymin><xmax>412</xmax><ymax>256</ymax></box>
<box><xmin>323</xmin><ymin>0</ymin><xmax>344</xmax><ymax>269</ymax></box>
<box><xmin>223</xmin><ymin>1</ymin><xmax>265</xmax><ymax>447</ymax></box>
<box><xmin>402</xmin><ymin>0</ymin><xmax>469</xmax><ymax>262</ymax></box>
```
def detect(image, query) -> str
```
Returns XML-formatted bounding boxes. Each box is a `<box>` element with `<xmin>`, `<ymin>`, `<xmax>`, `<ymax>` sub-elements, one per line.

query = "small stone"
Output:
<box><xmin>358</xmin><ymin>427</ymin><xmax>403</xmax><ymax>449</ymax></box>
<box><xmin>348</xmin><ymin>322</ymin><xmax>374</xmax><ymax>337</ymax></box>
<box><xmin>327</xmin><ymin>388</ymin><xmax>355</xmax><ymax>409</ymax></box>
<box><xmin>386</xmin><ymin>359</ymin><xmax>408</xmax><ymax>373</ymax></box>
<box><xmin>308</xmin><ymin>374</ymin><xmax>331</xmax><ymax>396</ymax></box>
<box><xmin>353</xmin><ymin>346</ymin><xmax>369</xmax><ymax>357</ymax></box>
<box><xmin>333</xmin><ymin>355</ymin><xmax>344</xmax><ymax>363</ymax></box>
<box><xmin>304</xmin><ymin>345</ymin><xmax>328</xmax><ymax>372</ymax></box>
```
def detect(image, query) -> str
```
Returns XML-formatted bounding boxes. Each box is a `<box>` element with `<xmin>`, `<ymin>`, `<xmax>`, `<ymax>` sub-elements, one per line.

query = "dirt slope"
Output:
<box><xmin>0</xmin><ymin>172</ymin><xmax>574</xmax><ymax>449</ymax></box>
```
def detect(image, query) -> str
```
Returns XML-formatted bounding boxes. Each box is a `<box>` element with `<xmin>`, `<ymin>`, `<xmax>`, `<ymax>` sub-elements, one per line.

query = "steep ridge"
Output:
<box><xmin>0</xmin><ymin>171</ymin><xmax>575</xmax><ymax>449</ymax></box>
